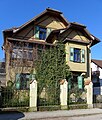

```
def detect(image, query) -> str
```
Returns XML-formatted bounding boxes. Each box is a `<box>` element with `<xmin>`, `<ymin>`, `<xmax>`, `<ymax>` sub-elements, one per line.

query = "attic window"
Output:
<box><xmin>39</xmin><ymin>27</ymin><xmax>46</xmax><ymax>40</ymax></box>
<box><xmin>35</xmin><ymin>26</ymin><xmax>46</xmax><ymax>40</ymax></box>
<box><xmin>35</xmin><ymin>26</ymin><xmax>52</xmax><ymax>40</ymax></box>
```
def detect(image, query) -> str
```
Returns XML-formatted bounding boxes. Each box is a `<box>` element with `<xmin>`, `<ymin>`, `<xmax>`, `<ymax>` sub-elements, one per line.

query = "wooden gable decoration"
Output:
<box><xmin>10</xmin><ymin>8</ymin><xmax>69</xmax><ymax>40</ymax></box>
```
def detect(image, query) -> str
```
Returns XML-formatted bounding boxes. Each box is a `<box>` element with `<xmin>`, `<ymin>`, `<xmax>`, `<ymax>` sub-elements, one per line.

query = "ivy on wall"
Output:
<box><xmin>35</xmin><ymin>41</ymin><xmax>72</xmax><ymax>105</ymax></box>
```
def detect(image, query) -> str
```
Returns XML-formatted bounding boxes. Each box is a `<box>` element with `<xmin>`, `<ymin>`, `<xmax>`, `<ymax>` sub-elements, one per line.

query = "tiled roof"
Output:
<box><xmin>92</xmin><ymin>59</ymin><xmax>102</xmax><ymax>69</ymax></box>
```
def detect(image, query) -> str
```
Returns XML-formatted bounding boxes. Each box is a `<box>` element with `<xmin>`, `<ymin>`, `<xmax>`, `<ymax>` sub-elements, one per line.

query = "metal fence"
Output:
<box><xmin>37</xmin><ymin>82</ymin><xmax>60</xmax><ymax>111</ymax></box>
<box><xmin>93</xmin><ymin>83</ymin><xmax>102</xmax><ymax>108</ymax></box>
<box><xmin>68</xmin><ymin>83</ymin><xmax>87</xmax><ymax>109</ymax></box>
<box><xmin>0</xmin><ymin>87</ymin><xmax>29</xmax><ymax>108</ymax></box>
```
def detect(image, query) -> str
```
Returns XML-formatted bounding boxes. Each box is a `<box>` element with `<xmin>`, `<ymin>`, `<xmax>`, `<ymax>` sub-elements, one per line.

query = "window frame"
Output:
<box><xmin>74</xmin><ymin>48</ymin><xmax>81</xmax><ymax>63</ymax></box>
<box><xmin>35</xmin><ymin>26</ymin><xmax>47</xmax><ymax>40</ymax></box>
<box><xmin>39</xmin><ymin>27</ymin><xmax>47</xmax><ymax>40</ymax></box>
<box><xmin>35</xmin><ymin>26</ymin><xmax>52</xmax><ymax>40</ymax></box>
<box><xmin>15</xmin><ymin>73</ymin><xmax>30</xmax><ymax>90</ymax></box>
<box><xmin>11</xmin><ymin>46</ymin><xmax>33</xmax><ymax>61</ymax></box>
<box><xmin>70</xmin><ymin>47</ymin><xmax>85</xmax><ymax>63</ymax></box>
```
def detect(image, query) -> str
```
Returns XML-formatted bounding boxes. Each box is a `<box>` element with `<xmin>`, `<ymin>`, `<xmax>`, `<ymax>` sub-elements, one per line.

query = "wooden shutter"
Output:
<box><xmin>35</xmin><ymin>26</ymin><xmax>39</xmax><ymax>38</ymax></box>
<box><xmin>46</xmin><ymin>28</ymin><xmax>52</xmax><ymax>38</ymax></box>
<box><xmin>15</xmin><ymin>73</ymin><xmax>20</xmax><ymax>89</ymax></box>
<box><xmin>82</xmin><ymin>49</ymin><xmax>85</xmax><ymax>63</ymax></box>
<box><xmin>77</xmin><ymin>76</ymin><xmax>84</xmax><ymax>89</ymax></box>
<box><xmin>70</xmin><ymin>47</ymin><xmax>74</xmax><ymax>61</ymax></box>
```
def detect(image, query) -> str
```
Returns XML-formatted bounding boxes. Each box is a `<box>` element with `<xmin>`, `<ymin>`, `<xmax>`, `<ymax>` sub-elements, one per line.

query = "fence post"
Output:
<box><xmin>29</xmin><ymin>80</ymin><xmax>37</xmax><ymax>111</ymax></box>
<box><xmin>86</xmin><ymin>81</ymin><xmax>93</xmax><ymax>108</ymax></box>
<box><xmin>60</xmin><ymin>79</ymin><xmax>68</xmax><ymax>109</ymax></box>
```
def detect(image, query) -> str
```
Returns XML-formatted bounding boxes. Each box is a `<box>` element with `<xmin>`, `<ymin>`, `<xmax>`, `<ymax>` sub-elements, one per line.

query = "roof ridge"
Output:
<box><xmin>46</xmin><ymin>7</ymin><xmax>62</xmax><ymax>14</ymax></box>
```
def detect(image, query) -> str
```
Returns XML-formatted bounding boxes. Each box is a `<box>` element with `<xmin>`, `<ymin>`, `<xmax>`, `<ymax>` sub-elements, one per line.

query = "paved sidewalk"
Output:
<box><xmin>0</xmin><ymin>108</ymin><xmax>102</xmax><ymax>120</ymax></box>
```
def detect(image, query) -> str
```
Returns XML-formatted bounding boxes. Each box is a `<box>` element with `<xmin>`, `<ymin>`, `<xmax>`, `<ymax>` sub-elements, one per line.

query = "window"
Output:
<box><xmin>12</xmin><ymin>48</ymin><xmax>23</xmax><ymax>59</ymax></box>
<box><xmin>28</xmin><ymin>50</ymin><xmax>33</xmax><ymax>60</ymax></box>
<box><xmin>39</xmin><ymin>27</ymin><xmax>46</xmax><ymax>40</ymax></box>
<box><xmin>23</xmin><ymin>50</ymin><xmax>27</xmax><ymax>59</ymax></box>
<box><xmin>70</xmin><ymin>47</ymin><xmax>85</xmax><ymax>63</ymax></box>
<box><xmin>74</xmin><ymin>48</ymin><xmax>81</xmax><ymax>62</ymax></box>
<box><xmin>11</xmin><ymin>47</ymin><xmax>33</xmax><ymax>61</ymax></box>
<box><xmin>15</xmin><ymin>73</ymin><xmax>30</xmax><ymax>90</ymax></box>
<box><xmin>35</xmin><ymin>26</ymin><xmax>52</xmax><ymax>40</ymax></box>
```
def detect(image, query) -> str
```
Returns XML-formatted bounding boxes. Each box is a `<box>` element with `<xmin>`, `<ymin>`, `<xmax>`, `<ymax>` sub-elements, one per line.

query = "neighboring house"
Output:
<box><xmin>2</xmin><ymin>8</ymin><xmax>100</xmax><ymax>107</ymax></box>
<box><xmin>0</xmin><ymin>62</ymin><xmax>6</xmax><ymax>87</ymax></box>
<box><xmin>91</xmin><ymin>59</ymin><xmax>102</xmax><ymax>95</ymax></box>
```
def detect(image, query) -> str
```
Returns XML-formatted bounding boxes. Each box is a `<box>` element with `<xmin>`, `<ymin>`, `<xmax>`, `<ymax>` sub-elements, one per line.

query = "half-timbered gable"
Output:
<box><xmin>10</xmin><ymin>8</ymin><xmax>68</xmax><ymax>41</ymax></box>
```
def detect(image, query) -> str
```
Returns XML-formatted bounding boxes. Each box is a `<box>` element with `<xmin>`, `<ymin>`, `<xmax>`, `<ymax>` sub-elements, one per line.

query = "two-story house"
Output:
<box><xmin>3</xmin><ymin>8</ymin><xmax>100</xmax><ymax>107</ymax></box>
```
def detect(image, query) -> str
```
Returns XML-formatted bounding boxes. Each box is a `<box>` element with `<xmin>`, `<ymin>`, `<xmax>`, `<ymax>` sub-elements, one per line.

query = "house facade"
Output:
<box><xmin>91</xmin><ymin>59</ymin><xmax>102</xmax><ymax>95</ymax></box>
<box><xmin>91</xmin><ymin>59</ymin><xmax>102</xmax><ymax>81</ymax></box>
<box><xmin>3</xmin><ymin>8</ymin><xmax>100</xmax><ymax>108</ymax></box>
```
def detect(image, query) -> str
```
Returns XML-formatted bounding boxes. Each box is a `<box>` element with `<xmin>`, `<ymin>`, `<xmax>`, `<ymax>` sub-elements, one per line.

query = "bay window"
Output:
<box><xmin>70</xmin><ymin>47</ymin><xmax>85</xmax><ymax>63</ymax></box>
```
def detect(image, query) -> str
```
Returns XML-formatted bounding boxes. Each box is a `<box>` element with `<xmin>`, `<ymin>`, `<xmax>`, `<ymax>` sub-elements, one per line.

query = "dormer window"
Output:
<box><xmin>35</xmin><ymin>26</ymin><xmax>52</xmax><ymax>40</ymax></box>
<box><xmin>35</xmin><ymin>26</ymin><xmax>46</xmax><ymax>40</ymax></box>
<box><xmin>39</xmin><ymin>27</ymin><xmax>46</xmax><ymax>40</ymax></box>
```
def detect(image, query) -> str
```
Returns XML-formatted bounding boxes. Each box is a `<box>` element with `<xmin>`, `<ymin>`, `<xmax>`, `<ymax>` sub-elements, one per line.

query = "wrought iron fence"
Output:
<box><xmin>37</xmin><ymin>82</ymin><xmax>60</xmax><ymax>111</ymax></box>
<box><xmin>1</xmin><ymin>87</ymin><xmax>29</xmax><ymax>108</ymax></box>
<box><xmin>93</xmin><ymin>94</ymin><xmax>102</xmax><ymax>108</ymax></box>
<box><xmin>68</xmin><ymin>83</ymin><xmax>87</xmax><ymax>109</ymax></box>
<box><xmin>93</xmin><ymin>95</ymin><xmax>102</xmax><ymax>103</ymax></box>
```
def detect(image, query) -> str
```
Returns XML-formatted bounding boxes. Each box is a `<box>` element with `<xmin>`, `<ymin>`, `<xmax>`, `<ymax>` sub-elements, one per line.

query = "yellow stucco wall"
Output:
<box><xmin>65</xmin><ymin>42</ymin><xmax>87</xmax><ymax>72</ymax></box>
<box><xmin>38</xmin><ymin>15</ymin><xmax>66</xmax><ymax>29</ymax></box>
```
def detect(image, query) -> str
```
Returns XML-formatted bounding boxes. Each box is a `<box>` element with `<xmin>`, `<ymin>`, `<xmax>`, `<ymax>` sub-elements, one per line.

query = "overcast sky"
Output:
<box><xmin>0</xmin><ymin>0</ymin><xmax>102</xmax><ymax>61</ymax></box>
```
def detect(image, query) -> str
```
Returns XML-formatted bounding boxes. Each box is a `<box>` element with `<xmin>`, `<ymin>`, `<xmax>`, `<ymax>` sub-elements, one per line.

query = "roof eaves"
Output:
<box><xmin>64</xmin><ymin>38</ymin><xmax>90</xmax><ymax>45</ymax></box>
<box><xmin>92</xmin><ymin>59</ymin><xmax>102</xmax><ymax>69</ymax></box>
<box><xmin>7</xmin><ymin>37</ymin><xmax>54</xmax><ymax>46</ymax></box>
<box><xmin>90</xmin><ymin>34</ymin><xmax>100</xmax><ymax>47</ymax></box>
<box><xmin>45</xmin><ymin>28</ymin><xmax>67</xmax><ymax>42</ymax></box>
<box><xmin>71</xmin><ymin>22</ymin><xmax>86</xmax><ymax>28</ymax></box>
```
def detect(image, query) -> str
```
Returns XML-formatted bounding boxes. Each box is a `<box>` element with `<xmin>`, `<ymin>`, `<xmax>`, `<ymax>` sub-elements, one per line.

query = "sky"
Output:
<box><xmin>0</xmin><ymin>0</ymin><xmax>102</xmax><ymax>61</ymax></box>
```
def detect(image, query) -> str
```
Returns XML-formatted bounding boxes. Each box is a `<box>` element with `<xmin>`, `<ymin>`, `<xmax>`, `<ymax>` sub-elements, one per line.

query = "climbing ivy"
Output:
<box><xmin>35</xmin><ymin>41</ymin><xmax>72</xmax><ymax>105</ymax></box>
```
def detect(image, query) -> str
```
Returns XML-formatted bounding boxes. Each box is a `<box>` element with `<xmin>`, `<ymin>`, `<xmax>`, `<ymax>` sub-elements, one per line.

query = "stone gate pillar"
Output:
<box><xmin>85</xmin><ymin>81</ymin><xmax>93</xmax><ymax>108</ymax></box>
<box><xmin>60</xmin><ymin>79</ymin><xmax>68</xmax><ymax>109</ymax></box>
<box><xmin>29</xmin><ymin>80</ymin><xmax>37</xmax><ymax>111</ymax></box>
